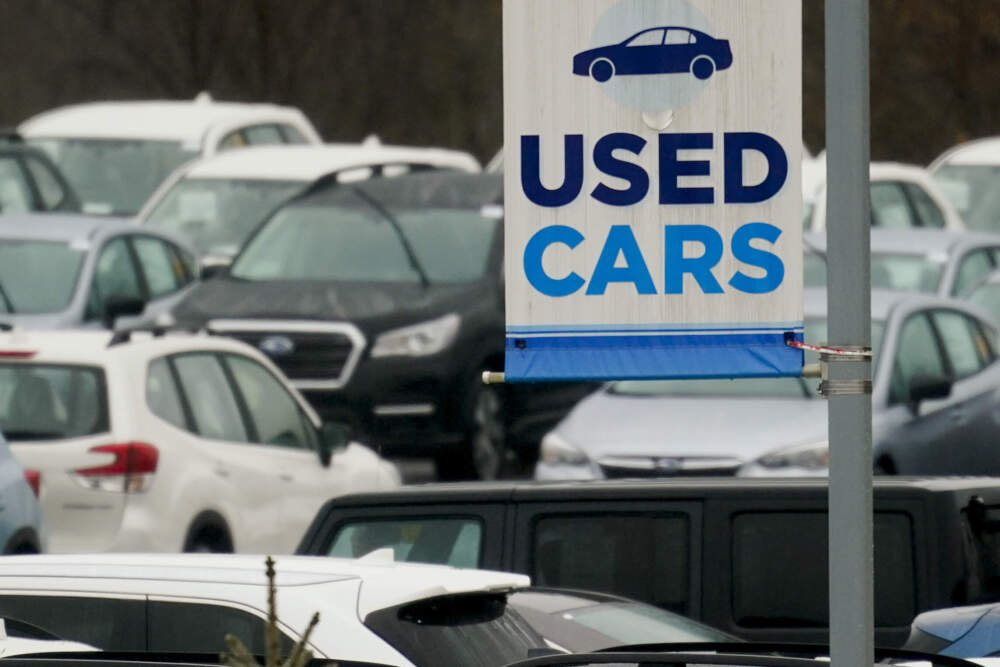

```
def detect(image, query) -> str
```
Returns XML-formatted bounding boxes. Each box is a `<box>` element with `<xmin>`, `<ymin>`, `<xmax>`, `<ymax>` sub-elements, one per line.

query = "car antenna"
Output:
<box><xmin>350</xmin><ymin>186</ymin><xmax>431</xmax><ymax>289</ymax></box>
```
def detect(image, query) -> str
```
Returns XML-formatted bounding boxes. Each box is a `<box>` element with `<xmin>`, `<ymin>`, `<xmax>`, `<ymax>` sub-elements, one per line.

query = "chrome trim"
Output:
<box><xmin>207</xmin><ymin>319</ymin><xmax>366</xmax><ymax>390</ymax></box>
<box><xmin>373</xmin><ymin>403</ymin><xmax>436</xmax><ymax>417</ymax></box>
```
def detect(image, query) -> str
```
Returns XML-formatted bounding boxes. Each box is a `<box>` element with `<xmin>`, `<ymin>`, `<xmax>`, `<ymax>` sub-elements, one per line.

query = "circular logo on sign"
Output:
<box><xmin>574</xmin><ymin>0</ymin><xmax>731</xmax><ymax>112</ymax></box>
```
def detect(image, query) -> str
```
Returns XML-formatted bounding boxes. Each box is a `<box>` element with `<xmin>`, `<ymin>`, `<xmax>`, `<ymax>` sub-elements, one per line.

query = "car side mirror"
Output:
<box><xmin>102</xmin><ymin>295</ymin><xmax>147</xmax><ymax>329</ymax></box>
<box><xmin>908</xmin><ymin>373</ymin><xmax>952</xmax><ymax>411</ymax></box>
<box><xmin>199</xmin><ymin>261</ymin><xmax>230</xmax><ymax>281</ymax></box>
<box><xmin>318</xmin><ymin>422</ymin><xmax>350</xmax><ymax>467</ymax></box>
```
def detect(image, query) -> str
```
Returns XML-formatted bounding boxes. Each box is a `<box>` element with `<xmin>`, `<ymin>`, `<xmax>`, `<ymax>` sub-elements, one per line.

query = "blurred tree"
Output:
<box><xmin>0</xmin><ymin>1</ymin><xmax>998</xmax><ymax>166</ymax></box>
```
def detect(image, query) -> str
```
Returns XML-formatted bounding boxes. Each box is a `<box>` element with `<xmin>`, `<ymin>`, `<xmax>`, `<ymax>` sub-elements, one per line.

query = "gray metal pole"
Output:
<box><xmin>825</xmin><ymin>0</ymin><xmax>873</xmax><ymax>665</ymax></box>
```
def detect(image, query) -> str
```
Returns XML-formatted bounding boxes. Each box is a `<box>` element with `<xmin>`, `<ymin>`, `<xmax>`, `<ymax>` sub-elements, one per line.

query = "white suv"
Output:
<box><xmin>0</xmin><ymin>553</ymin><xmax>533</xmax><ymax>667</ymax></box>
<box><xmin>0</xmin><ymin>329</ymin><xmax>399</xmax><ymax>553</ymax></box>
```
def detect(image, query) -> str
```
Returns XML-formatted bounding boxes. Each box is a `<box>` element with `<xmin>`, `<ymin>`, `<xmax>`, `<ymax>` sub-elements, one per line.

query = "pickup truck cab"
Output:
<box><xmin>297</xmin><ymin>477</ymin><xmax>1000</xmax><ymax>648</ymax></box>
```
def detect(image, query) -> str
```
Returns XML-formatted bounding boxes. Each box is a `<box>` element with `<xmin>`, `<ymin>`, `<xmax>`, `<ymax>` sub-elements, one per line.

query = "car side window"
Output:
<box><xmin>0</xmin><ymin>595</ymin><xmax>146</xmax><ymax>650</ymax></box>
<box><xmin>328</xmin><ymin>518</ymin><xmax>483</xmax><ymax>567</ymax></box>
<box><xmin>932</xmin><ymin>310</ymin><xmax>987</xmax><ymax>380</ymax></box>
<box><xmin>86</xmin><ymin>237</ymin><xmax>143</xmax><ymax>320</ymax></box>
<box><xmin>0</xmin><ymin>157</ymin><xmax>33</xmax><ymax>213</ymax></box>
<box><xmin>954</xmin><ymin>249</ymin><xmax>996</xmax><ymax>296</ymax></box>
<box><xmin>902</xmin><ymin>183</ymin><xmax>946</xmax><ymax>229</ymax></box>
<box><xmin>628</xmin><ymin>29</ymin><xmax>664</xmax><ymax>47</ymax></box>
<box><xmin>146</xmin><ymin>358</ymin><xmax>187</xmax><ymax>430</ymax></box>
<box><xmin>242</xmin><ymin>124</ymin><xmax>284</xmax><ymax>145</ymax></box>
<box><xmin>224</xmin><ymin>354</ymin><xmax>312</xmax><ymax>449</ymax></box>
<box><xmin>664</xmin><ymin>29</ymin><xmax>691</xmax><ymax>44</ymax></box>
<box><xmin>132</xmin><ymin>237</ymin><xmax>184</xmax><ymax>298</ymax></box>
<box><xmin>172</xmin><ymin>353</ymin><xmax>248</xmax><ymax>442</ymax></box>
<box><xmin>889</xmin><ymin>312</ymin><xmax>947</xmax><ymax>404</ymax></box>
<box><xmin>24</xmin><ymin>156</ymin><xmax>67</xmax><ymax>210</ymax></box>
<box><xmin>279</xmin><ymin>125</ymin><xmax>308</xmax><ymax>144</ymax></box>
<box><xmin>218</xmin><ymin>130</ymin><xmax>248</xmax><ymax>151</ymax></box>
<box><xmin>148</xmin><ymin>600</ymin><xmax>294</xmax><ymax>655</ymax></box>
<box><xmin>870</xmin><ymin>182</ymin><xmax>916</xmax><ymax>229</ymax></box>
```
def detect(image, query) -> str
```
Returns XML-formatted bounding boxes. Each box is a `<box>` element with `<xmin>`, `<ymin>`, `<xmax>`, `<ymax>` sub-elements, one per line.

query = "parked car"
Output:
<box><xmin>804</xmin><ymin>229</ymin><xmax>1000</xmax><ymax>296</ymax></box>
<box><xmin>537</xmin><ymin>288</ymin><xmax>1000</xmax><ymax>479</ymax></box>
<box><xmin>0</xmin><ymin>554</ymin><xmax>591</xmax><ymax>666</ymax></box>
<box><xmin>904</xmin><ymin>602</ymin><xmax>1000</xmax><ymax>658</ymax></box>
<box><xmin>170</xmin><ymin>171</ymin><xmax>595</xmax><ymax>480</ymax></box>
<box><xmin>138</xmin><ymin>142</ymin><xmax>480</xmax><ymax>268</ymax></box>
<box><xmin>18</xmin><ymin>93</ymin><xmax>321</xmax><ymax>217</ymax></box>
<box><xmin>804</xmin><ymin>161</ymin><xmax>964</xmax><ymax>232</ymax></box>
<box><xmin>0</xmin><ymin>215</ymin><xmax>199</xmax><ymax>330</ymax></box>
<box><xmin>965</xmin><ymin>269</ymin><xmax>1000</xmax><ymax>326</ymax></box>
<box><xmin>930</xmin><ymin>136</ymin><xmax>1000</xmax><ymax>231</ymax></box>
<box><xmin>572</xmin><ymin>27</ymin><xmax>733</xmax><ymax>82</ymax></box>
<box><xmin>0</xmin><ymin>433</ymin><xmax>43</xmax><ymax>555</ymax></box>
<box><xmin>0</xmin><ymin>329</ymin><xmax>399</xmax><ymax>553</ymax></box>
<box><xmin>298</xmin><ymin>477</ymin><xmax>1000</xmax><ymax>648</ymax></box>
<box><xmin>0</xmin><ymin>144</ymin><xmax>80</xmax><ymax>214</ymax></box>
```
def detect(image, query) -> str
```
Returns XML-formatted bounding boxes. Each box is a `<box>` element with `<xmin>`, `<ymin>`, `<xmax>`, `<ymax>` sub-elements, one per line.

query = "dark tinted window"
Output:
<box><xmin>732</xmin><ymin>511</ymin><xmax>915</xmax><ymax>628</ymax></box>
<box><xmin>0</xmin><ymin>595</ymin><xmax>145</xmax><ymax>649</ymax></box>
<box><xmin>328</xmin><ymin>517</ymin><xmax>482</xmax><ymax>567</ymax></box>
<box><xmin>532</xmin><ymin>514</ymin><xmax>689</xmax><ymax>613</ymax></box>
<box><xmin>148</xmin><ymin>600</ymin><xmax>294</xmax><ymax>654</ymax></box>
<box><xmin>0</xmin><ymin>364</ymin><xmax>108</xmax><ymax>440</ymax></box>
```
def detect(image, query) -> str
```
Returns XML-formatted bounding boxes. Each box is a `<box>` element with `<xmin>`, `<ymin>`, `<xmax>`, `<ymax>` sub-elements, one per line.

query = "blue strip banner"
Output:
<box><xmin>505</xmin><ymin>327</ymin><xmax>804</xmax><ymax>381</ymax></box>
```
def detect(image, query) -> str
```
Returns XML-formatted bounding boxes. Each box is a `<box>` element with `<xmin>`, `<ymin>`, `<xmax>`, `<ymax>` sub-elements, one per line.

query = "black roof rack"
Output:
<box><xmin>107</xmin><ymin>323</ymin><xmax>204</xmax><ymax>347</ymax></box>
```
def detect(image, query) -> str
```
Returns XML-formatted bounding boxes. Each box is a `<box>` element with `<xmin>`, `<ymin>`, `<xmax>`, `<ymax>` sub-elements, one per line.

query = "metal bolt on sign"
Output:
<box><xmin>786</xmin><ymin>339</ymin><xmax>872</xmax><ymax>396</ymax></box>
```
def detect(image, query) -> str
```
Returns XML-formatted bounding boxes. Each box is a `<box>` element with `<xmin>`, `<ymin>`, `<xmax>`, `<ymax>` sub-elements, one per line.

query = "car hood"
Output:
<box><xmin>172</xmin><ymin>277</ymin><xmax>484</xmax><ymax>335</ymax></box>
<box><xmin>555</xmin><ymin>390</ymin><xmax>829</xmax><ymax>462</ymax></box>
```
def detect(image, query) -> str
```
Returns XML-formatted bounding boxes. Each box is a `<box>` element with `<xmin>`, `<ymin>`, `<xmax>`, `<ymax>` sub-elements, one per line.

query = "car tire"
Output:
<box><xmin>183</xmin><ymin>518</ymin><xmax>233</xmax><ymax>553</ymax></box>
<box><xmin>437</xmin><ymin>375</ymin><xmax>506</xmax><ymax>481</ymax></box>
<box><xmin>691</xmin><ymin>56</ymin><xmax>716</xmax><ymax>80</ymax></box>
<box><xmin>874</xmin><ymin>458</ymin><xmax>896</xmax><ymax>476</ymax></box>
<box><xmin>590</xmin><ymin>58</ymin><xmax>615</xmax><ymax>83</ymax></box>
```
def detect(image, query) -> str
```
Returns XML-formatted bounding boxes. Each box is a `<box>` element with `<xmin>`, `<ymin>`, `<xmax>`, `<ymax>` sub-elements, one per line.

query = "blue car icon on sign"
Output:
<box><xmin>573</xmin><ymin>26</ymin><xmax>733</xmax><ymax>82</ymax></box>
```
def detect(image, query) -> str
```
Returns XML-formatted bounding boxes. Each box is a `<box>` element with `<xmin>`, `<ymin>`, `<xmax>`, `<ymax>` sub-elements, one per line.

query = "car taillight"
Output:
<box><xmin>23</xmin><ymin>469</ymin><xmax>40</xmax><ymax>497</ymax></box>
<box><xmin>74</xmin><ymin>443</ymin><xmax>159</xmax><ymax>493</ymax></box>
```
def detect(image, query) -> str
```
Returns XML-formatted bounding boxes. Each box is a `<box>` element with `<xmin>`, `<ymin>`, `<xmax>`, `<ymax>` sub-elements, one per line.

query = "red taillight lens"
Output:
<box><xmin>74</xmin><ymin>443</ymin><xmax>158</xmax><ymax>493</ymax></box>
<box><xmin>23</xmin><ymin>469</ymin><xmax>40</xmax><ymax>497</ymax></box>
<box><xmin>0</xmin><ymin>351</ymin><xmax>36</xmax><ymax>359</ymax></box>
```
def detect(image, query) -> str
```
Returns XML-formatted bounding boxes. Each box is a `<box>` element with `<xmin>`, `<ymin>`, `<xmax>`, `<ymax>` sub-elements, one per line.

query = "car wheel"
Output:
<box><xmin>437</xmin><ymin>377</ymin><xmax>506</xmax><ymax>481</ymax></box>
<box><xmin>874</xmin><ymin>458</ymin><xmax>896</xmax><ymax>476</ymax></box>
<box><xmin>184</xmin><ymin>520</ymin><xmax>233</xmax><ymax>553</ymax></box>
<box><xmin>691</xmin><ymin>56</ymin><xmax>716</xmax><ymax>80</ymax></box>
<box><xmin>590</xmin><ymin>58</ymin><xmax>615</xmax><ymax>83</ymax></box>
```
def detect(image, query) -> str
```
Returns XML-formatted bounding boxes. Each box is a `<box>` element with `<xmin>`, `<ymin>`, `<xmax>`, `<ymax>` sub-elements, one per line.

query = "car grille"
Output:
<box><xmin>207</xmin><ymin>320</ymin><xmax>366</xmax><ymax>389</ymax></box>
<box><xmin>598</xmin><ymin>456</ymin><xmax>742</xmax><ymax>478</ymax></box>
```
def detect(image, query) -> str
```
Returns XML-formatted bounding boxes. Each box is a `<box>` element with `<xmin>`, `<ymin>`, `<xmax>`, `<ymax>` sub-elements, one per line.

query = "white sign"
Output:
<box><xmin>503</xmin><ymin>0</ymin><xmax>803</xmax><ymax>381</ymax></box>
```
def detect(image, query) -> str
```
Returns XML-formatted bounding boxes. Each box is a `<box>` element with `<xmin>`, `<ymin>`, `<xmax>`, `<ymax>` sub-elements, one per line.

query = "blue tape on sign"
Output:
<box><xmin>504</xmin><ymin>328</ymin><xmax>804</xmax><ymax>381</ymax></box>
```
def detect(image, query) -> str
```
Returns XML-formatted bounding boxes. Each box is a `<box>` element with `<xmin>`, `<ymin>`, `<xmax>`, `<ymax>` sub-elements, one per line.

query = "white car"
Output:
<box><xmin>0</xmin><ymin>553</ymin><xmax>537</xmax><ymax>666</ymax></box>
<box><xmin>137</xmin><ymin>142</ymin><xmax>481</xmax><ymax>266</ymax></box>
<box><xmin>804</xmin><ymin>159</ymin><xmax>964</xmax><ymax>232</ymax></box>
<box><xmin>0</xmin><ymin>329</ymin><xmax>399</xmax><ymax>553</ymax></box>
<box><xmin>930</xmin><ymin>136</ymin><xmax>1000</xmax><ymax>232</ymax></box>
<box><xmin>17</xmin><ymin>93</ymin><xmax>322</xmax><ymax>217</ymax></box>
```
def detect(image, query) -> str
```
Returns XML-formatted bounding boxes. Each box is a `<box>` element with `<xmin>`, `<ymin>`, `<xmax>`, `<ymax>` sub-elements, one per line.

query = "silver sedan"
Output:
<box><xmin>537</xmin><ymin>288</ymin><xmax>1000</xmax><ymax>479</ymax></box>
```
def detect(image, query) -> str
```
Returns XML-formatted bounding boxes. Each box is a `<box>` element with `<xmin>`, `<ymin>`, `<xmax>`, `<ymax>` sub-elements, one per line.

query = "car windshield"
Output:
<box><xmin>364</xmin><ymin>592</ymin><xmax>550</xmax><ymax>667</ymax></box>
<box><xmin>0</xmin><ymin>240</ymin><xmax>86</xmax><ymax>314</ymax></box>
<box><xmin>144</xmin><ymin>178</ymin><xmax>303</xmax><ymax>256</ymax></box>
<box><xmin>26</xmin><ymin>138</ymin><xmax>196</xmax><ymax>216</ymax></box>
<box><xmin>803</xmin><ymin>251</ymin><xmax>945</xmax><ymax>293</ymax></box>
<box><xmin>231</xmin><ymin>185</ymin><xmax>498</xmax><ymax>283</ymax></box>
<box><xmin>934</xmin><ymin>164</ymin><xmax>1000</xmax><ymax>231</ymax></box>
<box><xmin>0</xmin><ymin>364</ymin><xmax>108</xmax><ymax>440</ymax></box>
<box><xmin>967</xmin><ymin>282</ymin><xmax>1000</xmax><ymax>325</ymax></box>
<box><xmin>508</xmin><ymin>591</ymin><xmax>734</xmax><ymax>653</ymax></box>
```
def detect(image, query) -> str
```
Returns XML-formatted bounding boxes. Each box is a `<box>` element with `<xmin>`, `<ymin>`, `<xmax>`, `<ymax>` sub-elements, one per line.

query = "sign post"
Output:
<box><xmin>503</xmin><ymin>0</ymin><xmax>802</xmax><ymax>383</ymax></box>
<box><xmin>825</xmin><ymin>0</ymin><xmax>873</xmax><ymax>664</ymax></box>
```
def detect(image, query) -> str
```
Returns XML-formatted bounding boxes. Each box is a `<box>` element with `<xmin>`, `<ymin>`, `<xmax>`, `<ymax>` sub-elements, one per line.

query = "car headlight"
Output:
<box><xmin>539</xmin><ymin>432</ymin><xmax>589</xmax><ymax>465</ymax></box>
<box><xmin>754</xmin><ymin>441</ymin><xmax>830</xmax><ymax>470</ymax></box>
<box><xmin>371</xmin><ymin>313</ymin><xmax>461</xmax><ymax>358</ymax></box>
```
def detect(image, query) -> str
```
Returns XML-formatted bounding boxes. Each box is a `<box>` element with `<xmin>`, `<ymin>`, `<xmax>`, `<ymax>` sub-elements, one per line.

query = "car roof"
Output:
<box><xmin>932</xmin><ymin>136</ymin><xmax>1000</xmax><ymax>168</ymax></box>
<box><xmin>801</xmin><ymin>159</ymin><xmax>939</xmax><ymax>203</ymax></box>
<box><xmin>804</xmin><ymin>228</ymin><xmax>1000</xmax><ymax>256</ymax></box>
<box><xmin>0</xmin><ymin>215</ymin><xmax>131</xmax><ymax>243</ymax></box>
<box><xmin>180</xmin><ymin>144</ymin><xmax>481</xmax><ymax>182</ymax></box>
<box><xmin>18</xmin><ymin>100</ymin><xmax>308</xmax><ymax>143</ymax></box>
<box><xmin>0</xmin><ymin>554</ymin><xmax>530</xmax><ymax>619</ymax></box>
<box><xmin>803</xmin><ymin>286</ymin><xmax>910</xmax><ymax>321</ymax></box>
<box><xmin>300</xmin><ymin>170</ymin><xmax>504</xmax><ymax>210</ymax></box>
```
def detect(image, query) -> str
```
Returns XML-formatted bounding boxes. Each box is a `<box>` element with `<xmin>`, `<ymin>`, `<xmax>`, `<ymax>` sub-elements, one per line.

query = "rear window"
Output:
<box><xmin>531</xmin><ymin>514</ymin><xmax>690</xmax><ymax>613</ymax></box>
<box><xmin>327</xmin><ymin>517</ymin><xmax>482</xmax><ymax>568</ymax></box>
<box><xmin>732</xmin><ymin>511</ymin><xmax>915</xmax><ymax>628</ymax></box>
<box><xmin>0</xmin><ymin>364</ymin><xmax>108</xmax><ymax>440</ymax></box>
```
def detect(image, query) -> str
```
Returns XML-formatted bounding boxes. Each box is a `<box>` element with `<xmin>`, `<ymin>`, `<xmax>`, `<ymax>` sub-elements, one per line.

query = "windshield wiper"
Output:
<box><xmin>0</xmin><ymin>279</ymin><xmax>15</xmax><ymax>314</ymax></box>
<box><xmin>350</xmin><ymin>186</ymin><xmax>431</xmax><ymax>289</ymax></box>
